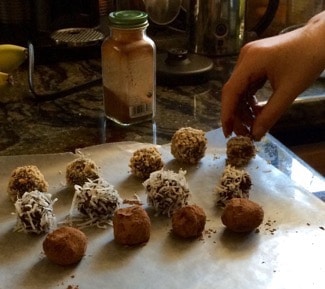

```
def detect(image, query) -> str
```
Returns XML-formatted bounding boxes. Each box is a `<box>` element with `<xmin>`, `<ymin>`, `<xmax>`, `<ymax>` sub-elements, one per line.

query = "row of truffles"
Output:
<box><xmin>129</xmin><ymin>127</ymin><xmax>208</xmax><ymax>180</ymax></box>
<box><xmin>215</xmin><ymin>135</ymin><xmax>256</xmax><ymax>207</ymax></box>
<box><xmin>8</xmin><ymin>157</ymin><xmax>103</xmax><ymax>235</ymax></box>
<box><xmin>218</xmin><ymin>136</ymin><xmax>263</xmax><ymax>233</ymax></box>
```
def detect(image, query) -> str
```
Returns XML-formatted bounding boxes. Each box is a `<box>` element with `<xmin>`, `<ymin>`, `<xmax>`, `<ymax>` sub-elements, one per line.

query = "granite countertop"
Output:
<box><xmin>1</xmin><ymin>53</ymin><xmax>324</xmax><ymax>155</ymax></box>
<box><xmin>0</xmin><ymin>43</ymin><xmax>324</xmax><ymax>196</ymax></box>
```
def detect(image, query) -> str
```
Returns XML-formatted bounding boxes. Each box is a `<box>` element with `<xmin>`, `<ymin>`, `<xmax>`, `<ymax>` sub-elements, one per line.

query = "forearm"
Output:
<box><xmin>304</xmin><ymin>10</ymin><xmax>325</xmax><ymax>68</ymax></box>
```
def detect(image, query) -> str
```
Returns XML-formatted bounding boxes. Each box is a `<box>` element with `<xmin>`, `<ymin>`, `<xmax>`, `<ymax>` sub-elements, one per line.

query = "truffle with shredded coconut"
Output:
<box><xmin>171</xmin><ymin>127</ymin><xmax>207</xmax><ymax>164</ymax></box>
<box><xmin>143</xmin><ymin>169</ymin><xmax>191</xmax><ymax>217</ymax></box>
<box><xmin>215</xmin><ymin>165</ymin><xmax>252</xmax><ymax>207</ymax></box>
<box><xmin>7</xmin><ymin>165</ymin><xmax>49</xmax><ymax>202</ymax></box>
<box><xmin>129</xmin><ymin>146</ymin><xmax>164</xmax><ymax>179</ymax></box>
<box><xmin>172</xmin><ymin>204</ymin><xmax>206</xmax><ymax>239</ymax></box>
<box><xmin>113</xmin><ymin>205</ymin><xmax>151</xmax><ymax>246</ymax></box>
<box><xmin>69</xmin><ymin>178</ymin><xmax>122</xmax><ymax>228</ymax></box>
<box><xmin>226</xmin><ymin>136</ymin><xmax>256</xmax><ymax>167</ymax></box>
<box><xmin>14</xmin><ymin>190</ymin><xmax>57</xmax><ymax>234</ymax></box>
<box><xmin>43</xmin><ymin>226</ymin><xmax>87</xmax><ymax>266</ymax></box>
<box><xmin>66</xmin><ymin>157</ymin><xmax>100</xmax><ymax>186</ymax></box>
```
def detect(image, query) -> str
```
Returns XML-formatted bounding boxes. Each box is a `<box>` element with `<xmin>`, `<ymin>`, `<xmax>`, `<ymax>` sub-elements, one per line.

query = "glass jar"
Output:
<box><xmin>101</xmin><ymin>10</ymin><xmax>156</xmax><ymax>126</ymax></box>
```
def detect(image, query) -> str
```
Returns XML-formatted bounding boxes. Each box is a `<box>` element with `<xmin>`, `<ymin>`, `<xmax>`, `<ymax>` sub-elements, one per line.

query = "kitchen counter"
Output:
<box><xmin>0</xmin><ymin>46</ymin><xmax>324</xmax><ymax>198</ymax></box>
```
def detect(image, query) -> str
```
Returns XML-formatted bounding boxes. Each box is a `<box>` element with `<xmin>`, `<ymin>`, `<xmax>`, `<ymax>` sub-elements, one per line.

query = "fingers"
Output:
<box><xmin>251</xmin><ymin>90</ymin><xmax>296</xmax><ymax>140</ymax></box>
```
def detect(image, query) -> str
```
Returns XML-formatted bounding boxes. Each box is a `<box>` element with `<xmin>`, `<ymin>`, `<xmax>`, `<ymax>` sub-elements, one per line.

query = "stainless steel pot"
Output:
<box><xmin>188</xmin><ymin>0</ymin><xmax>279</xmax><ymax>56</ymax></box>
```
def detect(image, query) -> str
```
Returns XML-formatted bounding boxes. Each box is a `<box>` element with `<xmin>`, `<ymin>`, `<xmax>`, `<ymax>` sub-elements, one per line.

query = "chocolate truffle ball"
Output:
<box><xmin>66</xmin><ymin>157</ymin><xmax>100</xmax><ymax>186</ymax></box>
<box><xmin>143</xmin><ymin>169</ymin><xmax>191</xmax><ymax>217</ymax></box>
<box><xmin>172</xmin><ymin>204</ymin><xmax>206</xmax><ymax>239</ymax></box>
<box><xmin>226</xmin><ymin>136</ymin><xmax>256</xmax><ymax>167</ymax></box>
<box><xmin>43</xmin><ymin>226</ymin><xmax>87</xmax><ymax>266</ymax></box>
<box><xmin>70</xmin><ymin>178</ymin><xmax>122</xmax><ymax>227</ymax></box>
<box><xmin>129</xmin><ymin>147</ymin><xmax>164</xmax><ymax>179</ymax></box>
<box><xmin>14</xmin><ymin>190</ymin><xmax>57</xmax><ymax>234</ymax></box>
<box><xmin>221</xmin><ymin>198</ymin><xmax>264</xmax><ymax>233</ymax></box>
<box><xmin>171</xmin><ymin>127</ymin><xmax>207</xmax><ymax>164</ymax></box>
<box><xmin>113</xmin><ymin>206</ymin><xmax>151</xmax><ymax>246</ymax></box>
<box><xmin>7</xmin><ymin>165</ymin><xmax>49</xmax><ymax>202</ymax></box>
<box><xmin>215</xmin><ymin>165</ymin><xmax>252</xmax><ymax>207</ymax></box>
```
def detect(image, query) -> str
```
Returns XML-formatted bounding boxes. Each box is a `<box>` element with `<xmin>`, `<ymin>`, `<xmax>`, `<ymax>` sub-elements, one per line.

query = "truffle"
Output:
<box><xmin>14</xmin><ymin>190</ymin><xmax>57</xmax><ymax>234</ymax></box>
<box><xmin>113</xmin><ymin>205</ymin><xmax>151</xmax><ymax>246</ymax></box>
<box><xmin>129</xmin><ymin>146</ymin><xmax>164</xmax><ymax>179</ymax></box>
<box><xmin>171</xmin><ymin>127</ymin><xmax>207</xmax><ymax>164</ymax></box>
<box><xmin>43</xmin><ymin>226</ymin><xmax>87</xmax><ymax>266</ymax></box>
<box><xmin>69</xmin><ymin>178</ymin><xmax>122</xmax><ymax>228</ymax></box>
<box><xmin>66</xmin><ymin>157</ymin><xmax>100</xmax><ymax>186</ymax></box>
<box><xmin>226</xmin><ymin>136</ymin><xmax>256</xmax><ymax>167</ymax></box>
<box><xmin>172</xmin><ymin>204</ymin><xmax>206</xmax><ymax>239</ymax></box>
<box><xmin>221</xmin><ymin>198</ymin><xmax>264</xmax><ymax>233</ymax></box>
<box><xmin>143</xmin><ymin>169</ymin><xmax>191</xmax><ymax>217</ymax></box>
<box><xmin>215</xmin><ymin>165</ymin><xmax>252</xmax><ymax>207</ymax></box>
<box><xmin>7</xmin><ymin>165</ymin><xmax>49</xmax><ymax>202</ymax></box>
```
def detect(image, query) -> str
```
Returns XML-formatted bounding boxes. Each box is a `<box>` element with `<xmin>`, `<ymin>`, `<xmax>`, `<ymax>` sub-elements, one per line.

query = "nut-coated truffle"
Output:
<box><xmin>7</xmin><ymin>165</ymin><xmax>49</xmax><ymax>202</ymax></box>
<box><xmin>66</xmin><ymin>157</ymin><xmax>100</xmax><ymax>186</ymax></box>
<box><xmin>171</xmin><ymin>127</ymin><xmax>207</xmax><ymax>164</ymax></box>
<box><xmin>226</xmin><ymin>136</ymin><xmax>256</xmax><ymax>167</ymax></box>
<box><xmin>129</xmin><ymin>147</ymin><xmax>164</xmax><ymax>179</ymax></box>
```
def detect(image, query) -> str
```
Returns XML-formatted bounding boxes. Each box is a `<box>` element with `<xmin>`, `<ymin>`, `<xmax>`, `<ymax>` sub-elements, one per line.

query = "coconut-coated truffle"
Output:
<box><xmin>129</xmin><ymin>147</ymin><xmax>164</xmax><ymax>179</ymax></box>
<box><xmin>66</xmin><ymin>157</ymin><xmax>100</xmax><ymax>186</ymax></box>
<box><xmin>7</xmin><ymin>165</ymin><xmax>49</xmax><ymax>202</ymax></box>
<box><xmin>143</xmin><ymin>169</ymin><xmax>191</xmax><ymax>217</ymax></box>
<box><xmin>226</xmin><ymin>136</ymin><xmax>256</xmax><ymax>167</ymax></box>
<box><xmin>221</xmin><ymin>198</ymin><xmax>264</xmax><ymax>233</ymax></box>
<box><xmin>171</xmin><ymin>127</ymin><xmax>207</xmax><ymax>164</ymax></box>
<box><xmin>69</xmin><ymin>178</ymin><xmax>122</xmax><ymax>227</ymax></box>
<box><xmin>172</xmin><ymin>204</ymin><xmax>206</xmax><ymax>239</ymax></box>
<box><xmin>14</xmin><ymin>190</ymin><xmax>57</xmax><ymax>234</ymax></box>
<box><xmin>215</xmin><ymin>165</ymin><xmax>252</xmax><ymax>207</ymax></box>
<box><xmin>113</xmin><ymin>206</ymin><xmax>151</xmax><ymax>246</ymax></box>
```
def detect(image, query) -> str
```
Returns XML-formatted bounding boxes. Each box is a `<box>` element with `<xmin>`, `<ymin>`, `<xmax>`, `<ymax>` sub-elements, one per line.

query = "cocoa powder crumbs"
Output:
<box><xmin>67</xmin><ymin>285</ymin><xmax>79</xmax><ymax>289</ymax></box>
<box><xmin>263</xmin><ymin>218</ymin><xmax>277</xmax><ymax>235</ymax></box>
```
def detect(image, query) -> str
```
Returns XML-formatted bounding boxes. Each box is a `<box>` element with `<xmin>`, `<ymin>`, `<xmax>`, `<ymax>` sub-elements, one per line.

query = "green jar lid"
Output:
<box><xmin>109</xmin><ymin>10</ymin><xmax>148</xmax><ymax>28</ymax></box>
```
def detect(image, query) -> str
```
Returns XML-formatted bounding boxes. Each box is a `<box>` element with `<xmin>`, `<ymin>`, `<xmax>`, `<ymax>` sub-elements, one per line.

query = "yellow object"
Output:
<box><xmin>0</xmin><ymin>44</ymin><xmax>27</xmax><ymax>73</ymax></box>
<box><xmin>0</xmin><ymin>71</ymin><xmax>11</xmax><ymax>86</ymax></box>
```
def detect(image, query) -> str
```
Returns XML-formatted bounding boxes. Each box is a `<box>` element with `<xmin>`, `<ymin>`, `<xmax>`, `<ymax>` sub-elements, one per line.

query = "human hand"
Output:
<box><xmin>221</xmin><ymin>11</ymin><xmax>325</xmax><ymax>141</ymax></box>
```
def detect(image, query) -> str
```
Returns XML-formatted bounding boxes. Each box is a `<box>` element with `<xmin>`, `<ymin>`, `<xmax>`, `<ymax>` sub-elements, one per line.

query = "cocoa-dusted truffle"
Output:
<box><xmin>43</xmin><ymin>226</ymin><xmax>87</xmax><ymax>266</ymax></box>
<box><xmin>66</xmin><ymin>157</ymin><xmax>100</xmax><ymax>186</ymax></box>
<box><xmin>171</xmin><ymin>127</ymin><xmax>207</xmax><ymax>164</ymax></box>
<box><xmin>221</xmin><ymin>198</ymin><xmax>264</xmax><ymax>233</ymax></box>
<box><xmin>143</xmin><ymin>169</ymin><xmax>191</xmax><ymax>217</ymax></box>
<box><xmin>113</xmin><ymin>206</ymin><xmax>151</xmax><ymax>246</ymax></box>
<box><xmin>226</xmin><ymin>136</ymin><xmax>256</xmax><ymax>167</ymax></box>
<box><xmin>172</xmin><ymin>204</ymin><xmax>206</xmax><ymax>239</ymax></box>
<box><xmin>129</xmin><ymin>146</ymin><xmax>164</xmax><ymax>179</ymax></box>
<box><xmin>7</xmin><ymin>165</ymin><xmax>49</xmax><ymax>202</ymax></box>
<box><xmin>69</xmin><ymin>178</ymin><xmax>122</xmax><ymax>228</ymax></box>
<box><xmin>14</xmin><ymin>190</ymin><xmax>57</xmax><ymax>234</ymax></box>
<box><xmin>215</xmin><ymin>165</ymin><xmax>252</xmax><ymax>207</ymax></box>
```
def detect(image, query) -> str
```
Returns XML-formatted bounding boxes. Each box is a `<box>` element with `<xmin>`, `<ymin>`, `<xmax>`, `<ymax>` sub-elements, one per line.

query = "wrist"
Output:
<box><xmin>305</xmin><ymin>11</ymin><xmax>325</xmax><ymax>67</ymax></box>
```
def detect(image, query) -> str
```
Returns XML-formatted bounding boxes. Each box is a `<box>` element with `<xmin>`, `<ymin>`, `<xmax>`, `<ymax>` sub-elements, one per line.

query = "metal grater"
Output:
<box><xmin>50</xmin><ymin>27</ymin><xmax>104</xmax><ymax>47</ymax></box>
